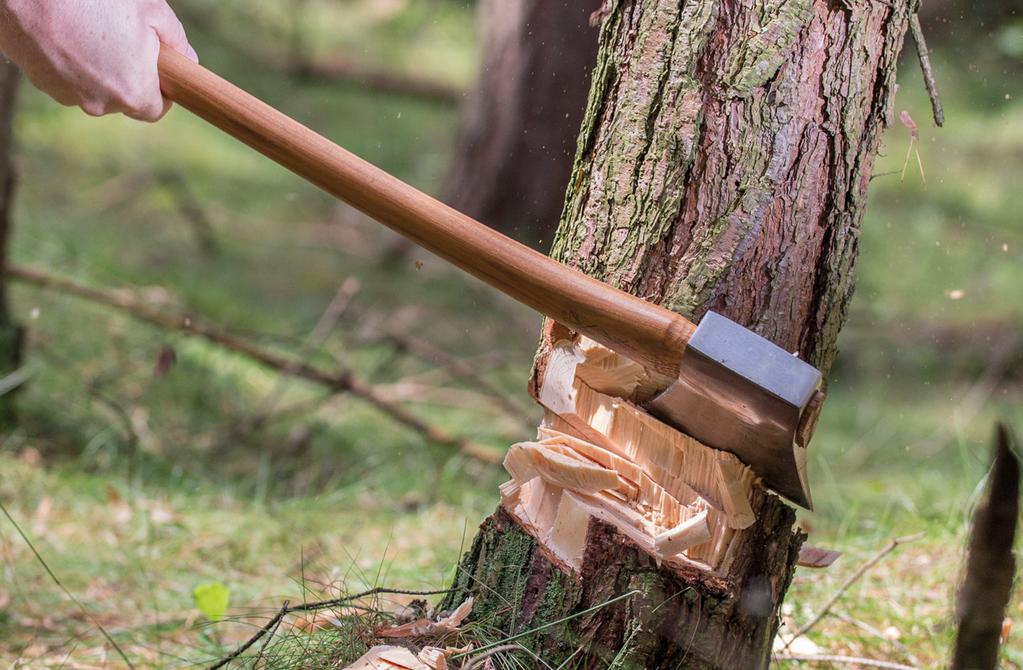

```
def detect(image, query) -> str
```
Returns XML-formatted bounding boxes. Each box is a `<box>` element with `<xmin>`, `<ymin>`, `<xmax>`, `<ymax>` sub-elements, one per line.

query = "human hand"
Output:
<box><xmin>0</xmin><ymin>0</ymin><xmax>196</xmax><ymax>121</ymax></box>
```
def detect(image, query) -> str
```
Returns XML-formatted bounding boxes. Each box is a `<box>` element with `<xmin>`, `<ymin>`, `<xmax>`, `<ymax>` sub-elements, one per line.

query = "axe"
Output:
<box><xmin>157</xmin><ymin>48</ymin><xmax>824</xmax><ymax>509</ymax></box>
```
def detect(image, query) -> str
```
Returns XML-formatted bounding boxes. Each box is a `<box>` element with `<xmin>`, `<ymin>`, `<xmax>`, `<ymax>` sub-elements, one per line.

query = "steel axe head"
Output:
<box><xmin>645</xmin><ymin>311</ymin><xmax>823</xmax><ymax>509</ymax></box>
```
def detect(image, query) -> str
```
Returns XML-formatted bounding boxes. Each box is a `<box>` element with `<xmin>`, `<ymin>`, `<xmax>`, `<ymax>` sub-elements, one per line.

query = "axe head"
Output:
<box><xmin>645</xmin><ymin>311</ymin><xmax>823</xmax><ymax>509</ymax></box>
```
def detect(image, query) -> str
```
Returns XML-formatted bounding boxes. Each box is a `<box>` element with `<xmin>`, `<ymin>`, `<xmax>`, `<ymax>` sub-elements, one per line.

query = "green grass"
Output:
<box><xmin>0</xmin><ymin>2</ymin><xmax>1020</xmax><ymax>667</ymax></box>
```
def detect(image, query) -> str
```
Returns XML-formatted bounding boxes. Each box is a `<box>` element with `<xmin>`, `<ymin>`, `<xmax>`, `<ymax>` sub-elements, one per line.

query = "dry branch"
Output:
<box><xmin>8</xmin><ymin>265</ymin><xmax>500</xmax><ymax>463</ymax></box>
<box><xmin>909</xmin><ymin>13</ymin><xmax>944</xmax><ymax>127</ymax></box>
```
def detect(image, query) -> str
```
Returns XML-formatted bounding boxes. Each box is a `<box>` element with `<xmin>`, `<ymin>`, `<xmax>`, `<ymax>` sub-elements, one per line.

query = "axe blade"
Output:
<box><xmin>645</xmin><ymin>311</ymin><xmax>822</xmax><ymax>509</ymax></box>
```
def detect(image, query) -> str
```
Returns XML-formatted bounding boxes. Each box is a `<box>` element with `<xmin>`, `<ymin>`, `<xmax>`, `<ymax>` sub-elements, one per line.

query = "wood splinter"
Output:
<box><xmin>501</xmin><ymin>336</ymin><xmax>763</xmax><ymax>574</ymax></box>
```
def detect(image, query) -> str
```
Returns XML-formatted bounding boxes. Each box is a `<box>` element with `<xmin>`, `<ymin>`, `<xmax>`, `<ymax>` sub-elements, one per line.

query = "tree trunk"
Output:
<box><xmin>0</xmin><ymin>60</ymin><xmax>21</xmax><ymax>427</ymax></box>
<box><xmin>442</xmin><ymin>0</ymin><xmax>600</xmax><ymax>249</ymax></box>
<box><xmin>442</xmin><ymin>0</ymin><xmax>911</xmax><ymax>667</ymax></box>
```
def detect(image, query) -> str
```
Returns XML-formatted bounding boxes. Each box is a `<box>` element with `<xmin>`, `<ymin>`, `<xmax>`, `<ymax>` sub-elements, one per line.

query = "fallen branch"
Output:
<box><xmin>773</xmin><ymin>653</ymin><xmax>918</xmax><ymax>670</ymax></box>
<box><xmin>909</xmin><ymin>13</ymin><xmax>944</xmax><ymax>127</ymax></box>
<box><xmin>787</xmin><ymin>531</ymin><xmax>925</xmax><ymax>642</ymax></box>
<box><xmin>8</xmin><ymin>265</ymin><xmax>500</xmax><ymax>463</ymax></box>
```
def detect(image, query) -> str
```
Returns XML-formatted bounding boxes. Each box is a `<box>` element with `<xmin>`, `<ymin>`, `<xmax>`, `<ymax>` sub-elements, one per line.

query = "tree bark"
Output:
<box><xmin>0</xmin><ymin>60</ymin><xmax>21</xmax><ymax>427</ymax></box>
<box><xmin>443</xmin><ymin>0</ymin><xmax>911</xmax><ymax>667</ymax></box>
<box><xmin>442</xmin><ymin>0</ymin><xmax>600</xmax><ymax>248</ymax></box>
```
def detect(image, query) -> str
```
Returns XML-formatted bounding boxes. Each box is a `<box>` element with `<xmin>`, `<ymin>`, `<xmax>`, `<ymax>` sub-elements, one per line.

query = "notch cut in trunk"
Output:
<box><xmin>501</xmin><ymin>337</ymin><xmax>759</xmax><ymax>576</ymax></box>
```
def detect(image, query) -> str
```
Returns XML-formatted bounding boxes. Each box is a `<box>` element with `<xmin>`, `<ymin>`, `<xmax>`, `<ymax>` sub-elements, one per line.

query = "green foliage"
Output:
<box><xmin>193</xmin><ymin>581</ymin><xmax>230</xmax><ymax>623</ymax></box>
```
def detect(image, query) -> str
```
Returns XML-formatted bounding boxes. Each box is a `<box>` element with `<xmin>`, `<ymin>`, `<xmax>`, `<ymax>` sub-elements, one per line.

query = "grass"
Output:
<box><xmin>0</xmin><ymin>1</ymin><xmax>1020</xmax><ymax>667</ymax></box>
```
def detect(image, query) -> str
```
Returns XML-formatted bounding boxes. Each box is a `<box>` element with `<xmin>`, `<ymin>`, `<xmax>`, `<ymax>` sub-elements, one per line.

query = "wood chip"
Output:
<box><xmin>797</xmin><ymin>546</ymin><xmax>842</xmax><ymax>569</ymax></box>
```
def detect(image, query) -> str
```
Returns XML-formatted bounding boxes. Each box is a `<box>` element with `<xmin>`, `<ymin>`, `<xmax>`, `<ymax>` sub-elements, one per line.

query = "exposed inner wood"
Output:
<box><xmin>502</xmin><ymin>337</ymin><xmax>761</xmax><ymax>575</ymax></box>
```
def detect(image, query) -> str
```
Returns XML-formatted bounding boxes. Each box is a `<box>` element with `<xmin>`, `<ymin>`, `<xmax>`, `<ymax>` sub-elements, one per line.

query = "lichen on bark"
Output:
<box><xmin>723</xmin><ymin>0</ymin><xmax>814</xmax><ymax>96</ymax></box>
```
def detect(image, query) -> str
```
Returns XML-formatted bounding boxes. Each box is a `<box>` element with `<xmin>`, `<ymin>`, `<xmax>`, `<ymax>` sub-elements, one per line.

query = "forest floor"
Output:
<box><xmin>0</xmin><ymin>2</ymin><xmax>1020</xmax><ymax>668</ymax></box>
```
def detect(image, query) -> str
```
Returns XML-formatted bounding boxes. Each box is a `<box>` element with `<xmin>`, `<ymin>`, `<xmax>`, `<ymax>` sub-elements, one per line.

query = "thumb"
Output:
<box><xmin>151</xmin><ymin>3</ymin><xmax>197</xmax><ymax>63</ymax></box>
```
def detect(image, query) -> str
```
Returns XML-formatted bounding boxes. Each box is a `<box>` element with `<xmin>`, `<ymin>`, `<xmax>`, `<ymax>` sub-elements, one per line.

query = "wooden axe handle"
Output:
<box><xmin>157</xmin><ymin>46</ymin><xmax>695</xmax><ymax>377</ymax></box>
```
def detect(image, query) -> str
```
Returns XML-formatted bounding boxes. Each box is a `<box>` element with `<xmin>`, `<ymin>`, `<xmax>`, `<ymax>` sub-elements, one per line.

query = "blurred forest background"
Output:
<box><xmin>0</xmin><ymin>0</ymin><xmax>1019</xmax><ymax>667</ymax></box>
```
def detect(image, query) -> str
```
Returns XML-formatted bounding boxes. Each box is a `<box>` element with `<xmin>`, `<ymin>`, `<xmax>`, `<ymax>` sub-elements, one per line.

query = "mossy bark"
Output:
<box><xmin>444</xmin><ymin>0</ymin><xmax>911</xmax><ymax>667</ymax></box>
<box><xmin>0</xmin><ymin>61</ymin><xmax>20</xmax><ymax>428</ymax></box>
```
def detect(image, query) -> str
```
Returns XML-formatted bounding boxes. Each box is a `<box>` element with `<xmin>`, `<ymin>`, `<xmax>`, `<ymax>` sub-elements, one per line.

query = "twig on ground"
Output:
<box><xmin>9</xmin><ymin>266</ymin><xmax>501</xmax><ymax>464</ymax></box>
<box><xmin>772</xmin><ymin>653</ymin><xmax>918</xmax><ymax>669</ymax></box>
<box><xmin>207</xmin><ymin>587</ymin><xmax>452</xmax><ymax>670</ymax></box>
<box><xmin>909</xmin><ymin>12</ymin><xmax>944</xmax><ymax>127</ymax></box>
<box><xmin>787</xmin><ymin>532</ymin><xmax>925</xmax><ymax>643</ymax></box>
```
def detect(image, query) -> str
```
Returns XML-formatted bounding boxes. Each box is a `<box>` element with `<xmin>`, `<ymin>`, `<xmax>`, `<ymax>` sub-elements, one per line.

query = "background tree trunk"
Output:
<box><xmin>443</xmin><ymin>0</ymin><xmax>912</xmax><ymax>667</ymax></box>
<box><xmin>0</xmin><ymin>60</ymin><xmax>21</xmax><ymax>427</ymax></box>
<box><xmin>442</xmin><ymin>0</ymin><xmax>600</xmax><ymax>248</ymax></box>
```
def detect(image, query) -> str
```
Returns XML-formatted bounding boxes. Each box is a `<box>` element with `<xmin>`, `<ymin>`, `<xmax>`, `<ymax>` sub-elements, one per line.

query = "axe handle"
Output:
<box><xmin>157</xmin><ymin>47</ymin><xmax>695</xmax><ymax>377</ymax></box>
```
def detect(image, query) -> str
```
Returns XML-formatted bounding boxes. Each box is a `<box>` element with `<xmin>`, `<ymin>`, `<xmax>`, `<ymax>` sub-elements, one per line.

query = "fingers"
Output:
<box><xmin>118</xmin><ymin>27</ymin><xmax>167</xmax><ymax>122</ymax></box>
<box><xmin>5</xmin><ymin>0</ymin><xmax>196</xmax><ymax>122</ymax></box>
<box><xmin>151</xmin><ymin>1</ymin><xmax>197</xmax><ymax>63</ymax></box>
<box><xmin>127</xmin><ymin>2</ymin><xmax>195</xmax><ymax>122</ymax></box>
